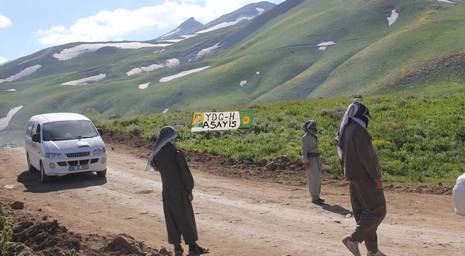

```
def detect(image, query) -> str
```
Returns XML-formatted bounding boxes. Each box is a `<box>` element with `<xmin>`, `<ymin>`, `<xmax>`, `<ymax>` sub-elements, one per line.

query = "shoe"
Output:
<box><xmin>312</xmin><ymin>198</ymin><xmax>325</xmax><ymax>205</ymax></box>
<box><xmin>367</xmin><ymin>250</ymin><xmax>386</xmax><ymax>256</ymax></box>
<box><xmin>342</xmin><ymin>237</ymin><xmax>361</xmax><ymax>256</ymax></box>
<box><xmin>188</xmin><ymin>243</ymin><xmax>209</xmax><ymax>256</ymax></box>
<box><xmin>174</xmin><ymin>244</ymin><xmax>184</xmax><ymax>256</ymax></box>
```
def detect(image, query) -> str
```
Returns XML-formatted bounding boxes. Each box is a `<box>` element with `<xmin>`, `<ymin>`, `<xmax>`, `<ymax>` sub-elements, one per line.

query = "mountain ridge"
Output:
<box><xmin>160</xmin><ymin>17</ymin><xmax>204</xmax><ymax>40</ymax></box>
<box><xmin>1</xmin><ymin>0</ymin><xmax>465</xmax><ymax>138</ymax></box>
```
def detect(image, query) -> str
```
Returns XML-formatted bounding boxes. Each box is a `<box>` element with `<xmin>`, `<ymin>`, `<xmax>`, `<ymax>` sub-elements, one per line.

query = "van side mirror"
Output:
<box><xmin>97</xmin><ymin>128</ymin><xmax>104</xmax><ymax>135</ymax></box>
<box><xmin>32</xmin><ymin>134</ymin><xmax>41</xmax><ymax>143</ymax></box>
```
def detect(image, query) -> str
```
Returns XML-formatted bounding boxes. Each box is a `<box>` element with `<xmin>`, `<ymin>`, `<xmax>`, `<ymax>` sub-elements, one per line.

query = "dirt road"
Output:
<box><xmin>1</xmin><ymin>147</ymin><xmax>464</xmax><ymax>256</ymax></box>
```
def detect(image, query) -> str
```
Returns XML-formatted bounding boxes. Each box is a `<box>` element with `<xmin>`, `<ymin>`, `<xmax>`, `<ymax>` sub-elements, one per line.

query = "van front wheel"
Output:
<box><xmin>27</xmin><ymin>154</ymin><xmax>36</xmax><ymax>172</ymax></box>
<box><xmin>40</xmin><ymin>162</ymin><xmax>50</xmax><ymax>183</ymax></box>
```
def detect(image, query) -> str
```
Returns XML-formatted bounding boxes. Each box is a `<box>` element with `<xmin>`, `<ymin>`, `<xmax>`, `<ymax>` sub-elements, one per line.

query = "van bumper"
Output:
<box><xmin>42</xmin><ymin>155</ymin><xmax>107</xmax><ymax>176</ymax></box>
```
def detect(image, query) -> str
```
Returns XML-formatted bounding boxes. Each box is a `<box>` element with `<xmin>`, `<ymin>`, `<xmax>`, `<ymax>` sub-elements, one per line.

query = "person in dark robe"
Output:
<box><xmin>336</xmin><ymin>103</ymin><xmax>387</xmax><ymax>256</ymax></box>
<box><xmin>148</xmin><ymin>127</ymin><xmax>209</xmax><ymax>256</ymax></box>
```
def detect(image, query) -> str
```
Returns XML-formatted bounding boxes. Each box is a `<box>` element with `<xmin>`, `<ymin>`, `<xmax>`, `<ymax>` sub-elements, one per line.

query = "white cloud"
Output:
<box><xmin>0</xmin><ymin>14</ymin><xmax>12</xmax><ymax>28</ymax></box>
<box><xmin>35</xmin><ymin>0</ymin><xmax>263</xmax><ymax>46</ymax></box>
<box><xmin>0</xmin><ymin>57</ymin><xmax>8</xmax><ymax>65</ymax></box>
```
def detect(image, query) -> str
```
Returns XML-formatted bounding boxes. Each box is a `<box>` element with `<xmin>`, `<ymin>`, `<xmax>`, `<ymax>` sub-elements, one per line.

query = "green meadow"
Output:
<box><xmin>96</xmin><ymin>84</ymin><xmax>465</xmax><ymax>186</ymax></box>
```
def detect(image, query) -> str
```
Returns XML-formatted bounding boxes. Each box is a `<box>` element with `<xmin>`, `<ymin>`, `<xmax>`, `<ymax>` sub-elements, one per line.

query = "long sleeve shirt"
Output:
<box><xmin>341</xmin><ymin>121</ymin><xmax>381</xmax><ymax>180</ymax></box>
<box><xmin>302</xmin><ymin>133</ymin><xmax>320</xmax><ymax>163</ymax></box>
<box><xmin>153</xmin><ymin>143</ymin><xmax>194</xmax><ymax>193</ymax></box>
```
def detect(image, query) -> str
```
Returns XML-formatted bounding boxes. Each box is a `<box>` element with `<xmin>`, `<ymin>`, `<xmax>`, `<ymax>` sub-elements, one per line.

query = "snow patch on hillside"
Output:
<box><xmin>0</xmin><ymin>89</ymin><xmax>16</xmax><ymax>92</ymax></box>
<box><xmin>196</xmin><ymin>43</ymin><xmax>220</xmax><ymax>58</ymax></box>
<box><xmin>62</xmin><ymin>74</ymin><xmax>106</xmax><ymax>86</ymax></box>
<box><xmin>387</xmin><ymin>9</ymin><xmax>399</xmax><ymax>26</ymax></box>
<box><xmin>166</xmin><ymin>58</ymin><xmax>180</xmax><ymax>68</ymax></box>
<box><xmin>0</xmin><ymin>65</ymin><xmax>42</xmax><ymax>84</ymax></box>
<box><xmin>180</xmin><ymin>34</ymin><xmax>197</xmax><ymax>39</ymax></box>
<box><xmin>127</xmin><ymin>58</ymin><xmax>180</xmax><ymax>76</ymax></box>
<box><xmin>162</xmin><ymin>38</ymin><xmax>184</xmax><ymax>43</ymax></box>
<box><xmin>138</xmin><ymin>82</ymin><xmax>151</xmax><ymax>90</ymax></box>
<box><xmin>317</xmin><ymin>41</ymin><xmax>336</xmax><ymax>51</ymax></box>
<box><xmin>160</xmin><ymin>66</ymin><xmax>210</xmax><ymax>83</ymax></box>
<box><xmin>0</xmin><ymin>106</ymin><xmax>23</xmax><ymax>132</ymax></box>
<box><xmin>127</xmin><ymin>64</ymin><xmax>164</xmax><ymax>76</ymax></box>
<box><xmin>240</xmin><ymin>80</ymin><xmax>248</xmax><ymax>87</ymax></box>
<box><xmin>54</xmin><ymin>42</ymin><xmax>171</xmax><ymax>61</ymax></box>
<box><xmin>197</xmin><ymin>7</ymin><xmax>265</xmax><ymax>35</ymax></box>
<box><xmin>437</xmin><ymin>0</ymin><xmax>454</xmax><ymax>3</ymax></box>
<box><xmin>197</xmin><ymin>16</ymin><xmax>254</xmax><ymax>34</ymax></box>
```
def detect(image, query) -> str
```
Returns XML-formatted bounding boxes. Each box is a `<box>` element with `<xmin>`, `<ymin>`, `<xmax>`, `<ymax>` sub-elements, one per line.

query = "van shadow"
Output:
<box><xmin>17</xmin><ymin>170</ymin><xmax>107</xmax><ymax>193</ymax></box>
<box><xmin>320</xmin><ymin>203</ymin><xmax>352</xmax><ymax>216</ymax></box>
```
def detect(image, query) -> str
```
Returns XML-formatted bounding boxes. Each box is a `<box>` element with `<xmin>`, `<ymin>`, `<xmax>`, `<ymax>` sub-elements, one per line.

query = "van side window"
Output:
<box><xmin>31</xmin><ymin>124</ymin><xmax>36</xmax><ymax>136</ymax></box>
<box><xmin>35</xmin><ymin>124</ymin><xmax>41</xmax><ymax>136</ymax></box>
<box><xmin>26</xmin><ymin>122</ymin><xmax>33</xmax><ymax>136</ymax></box>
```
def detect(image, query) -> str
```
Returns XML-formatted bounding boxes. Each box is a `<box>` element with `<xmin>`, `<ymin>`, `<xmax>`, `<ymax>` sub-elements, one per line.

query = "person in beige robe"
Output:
<box><xmin>301</xmin><ymin>120</ymin><xmax>325</xmax><ymax>204</ymax></box>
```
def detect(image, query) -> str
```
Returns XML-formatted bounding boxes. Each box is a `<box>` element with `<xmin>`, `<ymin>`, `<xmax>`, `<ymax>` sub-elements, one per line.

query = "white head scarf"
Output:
<box><xmin>145</xmin><ymin>126</ymin><xmax>177</xmax><ymax>172</ymax></box>
<box><xmin>336</xmin><ymin>102</ymin><xmax>371</xmax><ymax>162</ymax></box>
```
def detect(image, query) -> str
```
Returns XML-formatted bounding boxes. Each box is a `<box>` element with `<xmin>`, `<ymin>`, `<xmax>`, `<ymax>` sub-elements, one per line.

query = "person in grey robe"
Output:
<box><xmin>336</xmin><ymin>103</ymin><xmax>387</xmax><ymax>256</ymax></box>
<box><xmin>301</xmin><ymin>120</ymin><xmax>325</xmax><ymax>204</ymax></box>
<box><xmin>148</xmin><ymin>127</ymin><xmax>209</xmax><ymax>256</ymax></box>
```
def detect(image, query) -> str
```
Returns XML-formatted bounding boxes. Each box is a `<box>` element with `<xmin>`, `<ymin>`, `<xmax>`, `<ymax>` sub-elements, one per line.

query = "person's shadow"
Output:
<box><xmin>319</xmin><ymin>203</ymin><xmax>352</xmax><ymax>216</ymax></box>
<box><xmin>17</xmin><ymin>170</ymin><xmax>107</xmax><ymax>193</ymax></box>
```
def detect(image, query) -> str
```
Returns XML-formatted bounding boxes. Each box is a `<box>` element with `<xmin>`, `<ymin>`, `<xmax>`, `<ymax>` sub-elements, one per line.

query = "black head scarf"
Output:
<box><xmin>303</xmin><ymin>120</ymin><xmax>318</xmax><ymax>137</ymax></box>
<box><xmin>145</xmin><ymin>126</ymin><xmax>177</xmax><ymax>171</ymax></box>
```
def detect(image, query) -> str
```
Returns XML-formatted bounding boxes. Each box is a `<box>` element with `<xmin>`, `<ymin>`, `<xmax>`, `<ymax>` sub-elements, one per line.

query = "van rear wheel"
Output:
<box><xmin>96</xmin><ymin>169</ymin><xmax>107</xmax><ymax>178</ymax></box>
<box><xmin>27</xmin><ymin>154</ymin><xmax>36</xmax><ymax>172</ymax></box>
<box><xmin>40</xmin><ymin>162</ymin><xmax>50</xmax><ymax>183</ymax></box>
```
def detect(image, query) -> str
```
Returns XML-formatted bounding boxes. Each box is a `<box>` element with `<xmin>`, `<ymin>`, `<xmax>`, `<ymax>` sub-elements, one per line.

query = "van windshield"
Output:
<box><xmin>43</xmin><ymin>120</ymin><xmax>99</xmax><ymax>141</ymax></box>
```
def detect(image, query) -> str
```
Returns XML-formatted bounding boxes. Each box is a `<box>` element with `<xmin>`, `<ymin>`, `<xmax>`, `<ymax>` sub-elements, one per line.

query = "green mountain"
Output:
<box><xmin>160</xmin><ymin>18</ymin><xmax>204</xmax><ymax>40</ymax></box>
<box><xmin>1</xmin><ymin>0</ymin><xmax>465</xmax><ymax>143</ymax></box>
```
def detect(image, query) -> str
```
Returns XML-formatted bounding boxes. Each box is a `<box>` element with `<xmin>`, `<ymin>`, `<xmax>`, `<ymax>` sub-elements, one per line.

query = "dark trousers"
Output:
<box><xmin>349</xmin><ymin>180</ymin><xmax>387</xmax><ymax>252</ymax></box>
<box><xmin>162</xmin><ymin>190</ymin><xmax>198</xmax><ymax>244</ymax></box>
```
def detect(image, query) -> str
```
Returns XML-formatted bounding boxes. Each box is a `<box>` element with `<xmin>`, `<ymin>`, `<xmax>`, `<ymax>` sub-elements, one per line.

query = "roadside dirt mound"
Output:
<box><xmin>2</xmin><ymin>199</ymin><xmax>170</xmax><ymax>256</ymax></box>
<box><xmin>12</xmin><ymin>219</ymin><xmax>81</xmax><ymax>255</ymax></box>
<box><xmin>101</xmin><ymin>131</ymin><xmax>320</xmax><ymax>185</ymax></box>
<box><xmin>104</xmin><ymin>234</ymin><xmax>165</xmax><ymax>255</ymax></box>
<box><xmin>385</xmin><ymin>183</ymin><xmax>452</xmax><ymax>195</ymax></box>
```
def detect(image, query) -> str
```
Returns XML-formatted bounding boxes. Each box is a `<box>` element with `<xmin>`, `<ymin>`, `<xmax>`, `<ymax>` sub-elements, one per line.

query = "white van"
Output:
<box><xmin>25</xmin><ymin>113</ymin><xmax>107</xmax><ymax>183</ymax></box>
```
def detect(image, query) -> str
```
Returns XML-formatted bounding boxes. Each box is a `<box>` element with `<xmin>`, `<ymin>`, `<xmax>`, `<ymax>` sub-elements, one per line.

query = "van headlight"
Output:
<box><xmin>93</xmin><ymin>147</ymin><xmax>106</xmax><ymax>155</ymax></box>
<box><xmin>44</xmin><ymin>152</ymin><xmax>63</xmax><ymax>159</ymax></box>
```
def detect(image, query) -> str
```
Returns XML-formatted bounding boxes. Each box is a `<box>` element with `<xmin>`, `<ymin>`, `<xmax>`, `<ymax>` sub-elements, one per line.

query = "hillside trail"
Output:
<box><xmin>0</xmin><ymin>147</ymin><xmax>464</xmax><ymax>256</ymax></box>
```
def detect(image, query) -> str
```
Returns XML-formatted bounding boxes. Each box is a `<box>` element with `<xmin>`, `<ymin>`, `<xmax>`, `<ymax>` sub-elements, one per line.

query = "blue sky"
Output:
<box><xmin>0</xmin><ymin>0</ymin><xmax>282</xmax><ymax>63</ymax></box>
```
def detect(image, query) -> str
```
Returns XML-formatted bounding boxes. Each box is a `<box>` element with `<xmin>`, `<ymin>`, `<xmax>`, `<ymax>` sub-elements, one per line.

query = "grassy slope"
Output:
<box><xmin>256</xmin><ymin>0</ymin><xmax>465</xmax><ymax>99</ymax></box>
<box><xmin>2</xmin><ymin>0</ymin><xmax>465</xmax><ymax>144</ymax></box>
<box><xmin>96</xmin><ymin>85</ymin><xmax>465</xmax><ymax>186</ymax></box>
<box><xmin>313</xmin><ymin>0</ymin><xmax>465</xmax><ymax>97</ymax></box>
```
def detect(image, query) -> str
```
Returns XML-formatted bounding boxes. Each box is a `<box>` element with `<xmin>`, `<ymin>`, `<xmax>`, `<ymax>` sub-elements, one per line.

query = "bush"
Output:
<box><xmin>0</xmin><ymin>203</ymin><xmax>12</xmax><ymax>256</ymax></box>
